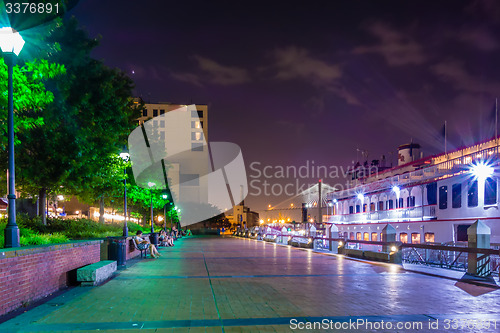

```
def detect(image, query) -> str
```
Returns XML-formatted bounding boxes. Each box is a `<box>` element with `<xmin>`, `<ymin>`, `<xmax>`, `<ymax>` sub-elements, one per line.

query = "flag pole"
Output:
<box><xmin>496</xmin><ymin>98</ymin><xmax>498</xmax><ymax>155</ymax></box>
<box><xmin>444</xmin><ymin>120</ymin><xmax>447</xmax><ymax>155</ymax></box>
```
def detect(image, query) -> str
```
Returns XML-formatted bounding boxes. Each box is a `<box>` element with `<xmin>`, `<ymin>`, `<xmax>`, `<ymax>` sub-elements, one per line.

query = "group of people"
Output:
<box><xmin>135</xmin><ymin>226</ymin><xmax>190</xmax><ymax>259</ymax></box>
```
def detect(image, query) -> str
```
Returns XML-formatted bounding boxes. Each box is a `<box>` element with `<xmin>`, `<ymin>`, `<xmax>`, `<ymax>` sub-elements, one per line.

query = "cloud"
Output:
<box><xmin>458</xmin><ymin>27</ymin><xmax>498</xmax><ymax>51</ymax></box>
<box><xmin>271</xmin><ymin>46</ymin><xmax>341</xmax><ymax>84</ymax></box>
<box><xmin>170</xmin><ymin>72</ymin><xmax>203</xmax><ymax>86</ymax></box>
<box><xmin>431</xmin><ymin>60</ymin><xmax>500</xmax><ymax>94</ymax></box>
<box><xmin>327</xmin><ymin>85</ymin><xmax>363</xmax><ymax>106</ymax></box>
<box><xmin>193</xmin><ymin>55</ymin><xmax>249</xmax><ymax>85</ymax></box>
<box><xmin>353</xmin><ymin>22</ymin><xmax>426</xmax><ymax>66</ymax></box>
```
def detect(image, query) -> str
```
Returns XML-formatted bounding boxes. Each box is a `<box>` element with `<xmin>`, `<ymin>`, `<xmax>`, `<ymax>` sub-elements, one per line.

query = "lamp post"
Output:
<box><xmin>119</xmin><ymin>146</ymin><xmax>130</xmax><ymax>237</ymax></box>
<box><xmin>162</xmin><ymin>190</ymin><xmax>168</xmax><ymax>231</ymax></box>
<box><xmin>148</xmin><ymin>182</ymin><xmax>155</xmax><ymax>233</ymax></box>
<box><xmin>1</xmin><ymin>27</ymin><xmax>25</xmax><ymax>248</ymax></box>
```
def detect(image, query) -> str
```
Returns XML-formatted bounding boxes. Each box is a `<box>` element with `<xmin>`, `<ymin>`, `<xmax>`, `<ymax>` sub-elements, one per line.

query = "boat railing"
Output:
<box><xmin>329</xmin><ymin>204</ymin><xmax>437</xmax><ymax>223</ymax></box>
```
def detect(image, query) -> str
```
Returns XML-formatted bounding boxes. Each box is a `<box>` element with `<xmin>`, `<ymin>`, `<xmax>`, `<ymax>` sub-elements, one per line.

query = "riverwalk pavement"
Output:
<box><xmin>1</xmin><ymin>236</ymin><xmax>500</xmax><ymax>332</ymax></box>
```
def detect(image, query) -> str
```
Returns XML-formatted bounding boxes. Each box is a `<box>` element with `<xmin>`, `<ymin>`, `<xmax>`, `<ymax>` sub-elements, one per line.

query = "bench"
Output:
<box><xmin>77</xmin><ymin>260</ymin><xmax>117</xmax><ymax>286</ymax></box>
<box><xmin>132</xmin><ymin>236</ymin><xmax>149</xmax><ymax>258</ymax></box>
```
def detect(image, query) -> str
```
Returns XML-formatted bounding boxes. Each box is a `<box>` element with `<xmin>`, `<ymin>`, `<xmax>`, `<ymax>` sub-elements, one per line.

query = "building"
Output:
<box><xmin>226</xmin><ymin>204</ymin><xmax>260</xmax><ymax>229</ymax></box>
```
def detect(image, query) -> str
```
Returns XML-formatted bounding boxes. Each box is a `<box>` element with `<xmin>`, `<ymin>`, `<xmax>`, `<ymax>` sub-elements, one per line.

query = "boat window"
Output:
<box><xmin>356</xmin><ymin>232</ymin><xmax>362</xmax><ymax>240</ymax></box>
<box><xmin>363</xmin><ymin>204</ymin><xmax>367</xmax><ymax>212</ymax></box>
<box><xmin>344</xmin><ymin>232</ymin><xmax>348</xmax><ymax>239</ymax></box>
<box><xmin>371</xmin><ymin>232</ymin><xmax>378</xmax><ymax>241</ymax></box>
<box><xmin>411</xmin><ymin>233</ymin><xmax>421</xmax><ymax>244</ymax></box>
<box><xmin>350</xmin><ymin>232</ymin><xmax>355</xmax><ymax>240</ymax></box>
<box><xmin>452</xmin><ymin>184</ymin><xmax>461</xmax><ymax>208</ymax></box>
<box><xmin>387</xmin><ymin>200</ymin><xmax>394</xmax><ymax>209</ymax></box>
<box><xmin>356</xmin><ymin>205</ymin><xmax>360</xmax><ymax>213</ymax></box>
<box><xmin>349</xmin><ymin>206</ymin><xmax>354</xmax><ymax>214</ymax></box>
<box><xmin>397</xmin><ymin>198</ymin><xmax>404</xmax><ymax>208</ymax></box>
<box><xmin>399</xmin><ymin>233</ymin><xmax>408</xmax><ymax>243</ymax></box>
<box><xmin>424</xmin><ymin>232</ymin><xmax>435</xmax><ymax>243</ymax></box>
<box><xmin>485</xmin><ymin>177</ymin><xmax>497</xmax><ymax>205</ymax></box>
<box><xmin>439</xmin><ymin>186</ymin><xmax>448</xmax><ymax>209</ymax></box>
<box><xmin>456</xmin><ymin>225</ymin><xmax>470</xmax><ymax>241</ymax></box>
<box><xmin>427</xmin><ymin>182</ymin><xmax>437</xmax><ymax>205</ymax></box>
<box><xmin>407</xmin><ymin>196</ymin><xmax>416</xmax><ymax>207</ymax></box>
<box><xmin>363</xmin><ymin>232</ymin><xmax>369</xmax><ymax>241</ymax></box>
<box><xmin>378</xmin><ymin>201</ymin><xmax>384</xmax><ymax>211</ymax></box>
<box><xmin>370</xmin><ymin>203</ymin><xmax>375</xmax><ymax>211</ymax></box>
<box><xmin>380</xmin><ymin>232</ymin><xmax>384</xmax><ymax>241</ymax></box>
<box><xmin>468</xmin><ymin>180</ymin><xmax>478</xmax><ymax>207</ymax></box>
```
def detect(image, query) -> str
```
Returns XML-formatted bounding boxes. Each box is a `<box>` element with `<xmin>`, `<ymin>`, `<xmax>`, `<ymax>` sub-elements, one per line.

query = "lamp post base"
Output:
<box><xmin>4</xmin><ymin>224</ymin><xmax>20</xmax><ymax>248</ymax></box>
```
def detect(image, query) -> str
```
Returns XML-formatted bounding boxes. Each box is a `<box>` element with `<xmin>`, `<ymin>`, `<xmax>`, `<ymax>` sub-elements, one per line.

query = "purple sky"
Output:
<box><xmin>69</xmin><ymin>0</ymin><xmax>500</xmax><ymax>210</ymax></box>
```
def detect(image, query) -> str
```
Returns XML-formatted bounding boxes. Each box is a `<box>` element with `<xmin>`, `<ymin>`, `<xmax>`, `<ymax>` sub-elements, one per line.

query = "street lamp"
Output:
<box><xmin>1</xmin><ymin>27</ymin><xmax>25</xmax><ymax>248</ymax></box>
<box><xmin>119</xmin><ymin>146</ymin><xmax>130</xmax><ymax>237</ymax></box>
<box><xmin>148</xmin><ymin>182</ymin><xmax>155</xmax><ymax>233</ymax></box>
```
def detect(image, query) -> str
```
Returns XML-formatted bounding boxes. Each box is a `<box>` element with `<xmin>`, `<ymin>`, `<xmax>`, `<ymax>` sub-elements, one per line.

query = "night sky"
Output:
<box><xmin>69</xmin><ymin>0</ymin><xmax>500</xmax><ymax>209</ymax></box>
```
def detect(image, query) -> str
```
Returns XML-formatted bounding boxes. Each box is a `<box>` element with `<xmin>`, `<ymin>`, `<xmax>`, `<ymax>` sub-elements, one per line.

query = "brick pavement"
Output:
<box><xmin>1</xmin><ymin>236</ymin><xmax>499</xmax><ymax>332</ymax></box>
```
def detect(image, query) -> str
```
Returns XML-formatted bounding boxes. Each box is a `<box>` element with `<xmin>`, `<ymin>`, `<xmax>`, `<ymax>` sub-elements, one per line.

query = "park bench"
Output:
<box><xmin>132</xmin><ymin>236</ymin><xmax>149</xmax><ymax>258</ymax></box>
<box><xmin>77</xmin><ymin>260</ymin><xmax>117</xmax><ymax>286</ymax></box>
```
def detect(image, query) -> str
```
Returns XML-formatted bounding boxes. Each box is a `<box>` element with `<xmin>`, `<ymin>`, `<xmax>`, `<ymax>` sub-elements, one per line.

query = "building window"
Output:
<box><xmin>153</xmin><ymin>109</ymin><xmax>158</xmax><ymax>117</ymax></box>
<box><xmin>411</xmin><ymin>233</ymin><xmax>421</xmax><ymax>244</ymax></box>
<box><xmin>427</xmin><ymin>182</ymin><xmax>437</xmax><ymax>205</ymax></box>
<box><xmin>439</xmin><ymin>186</ymin><xmax>447</xmax><ymax>209</ymax></box>
<box><xmin>349</xmin><ymin>206</ymin><xmax>354</xmax><ymax>214</ymax></box>
<box><xmin>160</xmin><ymin>109</ymin><xmax>165</xmax><ymax>115</ymax></box>
<box><xmin>355</xmin><ymin>205</ymin><xmax>360</xmax><ymax>213</ymax></box>
<box><xmin>191</xmin><ymin>132</ymin><xmax>202</xmax><ymax>141</ymax></box>
<box><xmin>160</xmin><ymin>132</ymin><xmax>165</xmax><ymax>141</ymax></box>
<box><xmin>159</xmin><ymin>120</ymin><xmax>165</xmax><ymax>128</ymax></box>
<box><xmin>452</xmin><ymin>184</ymin><xmax>461</xmax><ymax>208</ymax></box>
<box><xmin>424</xmin><ymin>232</ymin><xmax>435</xmax><ymax>243</ymax></box>
<box><xmin>191</xmin><ymin>121</ymin><xmax>201</xmax><ymax>129</ymax></box>
<box><xmin>191</xmin><ymin>110</ymin><xmax>204</xmax><ymax>118</ymax></box>
<box><xmin>356</xmin><ymin>232</ymin><xmax>362</xmax><ymax>240</ymax></box>
<box><xmin>371</xmin><ymin>232</ymin><xmax>378</xmax><ymax>241</ymax></box>
<box><xmin>180</xmin><ymin>174</ymin><xmax>199</xmax><ymax>186</ymax></box>
<box><xmin>485</xmin><ymin>177</ymin><xmax>497</xmax><ymax>205</ymax></box>
<box><xmin>363</xmin><ymin>232</ymin><xmax>369</xmax><ymax>241</ymax></box>
<box><xmin>468</xmin><ymin>180</ymin><xmax>478</xmax><ymax>207</ymax></box>
<box><xmin>399</xmin><ymin>233</ymin><xmax>408</xmax><ymax>243</ymax></box>
<box><xmin>191</xmin><ymin>143</ymin><xmax>203</xmax><ymax>151</ymax></box>
<box><xmin>142</xmin><ymin>109</ymin><xmax>148</xmax><ymax>117</ymax></box>
<box><xmin>378</xmin><ymin>201</ymin><xmax>384</xmax><ymax>211</ymax></box>
<box><xmin>407</xmin><ymin>196</ymin><xmax>415</xmax><ymax>207</ymax></box>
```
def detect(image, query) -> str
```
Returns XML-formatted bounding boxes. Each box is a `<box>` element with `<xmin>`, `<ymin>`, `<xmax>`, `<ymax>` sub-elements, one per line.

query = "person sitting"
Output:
<box><xmin>135</xmin><ymin>230</ymin><xmax>161</xmax><ymax>258</ymax></box>
<box><xmin>159</xmin><ymin>229</ymin><xmax>174</xmax><ymax>247</ymax></box>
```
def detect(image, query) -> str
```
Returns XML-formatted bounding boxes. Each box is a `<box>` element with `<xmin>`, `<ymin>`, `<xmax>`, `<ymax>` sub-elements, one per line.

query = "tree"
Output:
<box><xmin>14</xmin><ymin>18</ymin><xmax>139</xmax><ymax>224</ymax></box>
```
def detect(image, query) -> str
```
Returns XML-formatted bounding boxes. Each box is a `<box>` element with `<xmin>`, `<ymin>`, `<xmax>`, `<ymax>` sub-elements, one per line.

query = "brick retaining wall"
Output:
<box><xmin>0</xmin><ymin>240</ymin><xmax>101</xmax><ymax>317</ymax></box>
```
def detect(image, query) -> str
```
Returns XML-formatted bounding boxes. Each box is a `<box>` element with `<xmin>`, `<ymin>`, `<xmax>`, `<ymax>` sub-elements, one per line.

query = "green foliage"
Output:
<box><xmin>0</xmin><ymin>214</ymin><xmax>145</xmax><ymax>248</ymax></box>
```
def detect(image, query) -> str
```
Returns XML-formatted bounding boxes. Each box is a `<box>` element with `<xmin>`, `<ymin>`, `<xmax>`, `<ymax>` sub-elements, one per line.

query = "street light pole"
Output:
<box><xmin>148</xmin><ymin>182</ymin><xmax>155</xmax><ymax>233</ymax></box>
<box><xmin>162</xmin><ymin>190</ymin><xmax>168</xmax><ymax>231</ymax></box>
<box><xmin>119</xmin><ymin>146</ymin><xmax>130</xmax><ymax>237</ymax></box>
<box><xmin>1</xmin><ymin>27</ymin><xmax>25</xmax><ymax>248</ymax></box>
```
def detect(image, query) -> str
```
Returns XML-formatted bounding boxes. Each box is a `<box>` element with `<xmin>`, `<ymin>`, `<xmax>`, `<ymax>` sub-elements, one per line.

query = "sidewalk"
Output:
<box><xmin>1</xmin><ymin>236</ymin><xmax>500</xmax><ymax>332</ymax></box>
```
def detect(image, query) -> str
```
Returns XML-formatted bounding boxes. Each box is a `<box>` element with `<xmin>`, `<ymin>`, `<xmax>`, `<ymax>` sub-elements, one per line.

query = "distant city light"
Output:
<box><xmin>57</xmin><ymin>195</ymin><xmax>64</xmax><ymax>201</ymax></box>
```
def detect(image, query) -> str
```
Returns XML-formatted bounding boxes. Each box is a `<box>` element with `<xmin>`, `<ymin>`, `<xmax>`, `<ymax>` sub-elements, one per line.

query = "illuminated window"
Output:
<box><xmin>411</xmin><ymin>233</ymin><xmax>421</xmax><ymax>244</ymax></box>
<box><xmin>363</xmin><ymin>204</ymin><xmax>367</xmax><ymax>212</ymax></box>
<box><xmin>363</xmin><ymin>232</ymin><xmax>369</xmax><ymax>241</ymax></box>
<box><xmin>468</xmin><ymin>180</ymin><xmax>478</xmax><ymax>207</ymax></box>
<box><xmin>452</xmin><ymin>184</ymin><xmax>461</xmax><ymax>208</ymax></box>
<box><xmin>356</xmin><ymin>232</ymin><xmax>362</xmax><ymax>240</ymax></box>
<box><xmin>191</xmin><ymin>121</ymin><xmax>201</xmax><ymax>129</ymax></box>
<box><xmin>370</xmin><ymin>203</ymin><xmax>375</xmax><ymax>211</ymax></box>
<box><xmin>371</xmin><ymin>232</ymin><xmax>378</xmax><ymax>241</ymax></box>
<box><xmin>350</xmin><ymin>232</ymin><xmax>354</xmax><ymax>240</ymax></box>
<box><xmin>485</xmin><ymin>177</ymin><xmax>497</xmax><ymax>205</ymax></box>
<box><xmin>424</xmin><ymin>232</ymin><xmax>435</xmax><ymax>243</ymax></box>
<box><xmin>439</xmin><ymin>186</ymin><xmax>447</xmax><ymax>209</ymax></box>
<box><xmin>380</xmin><ymin>232</ymin><xmax>383</xmax><ymax>241</ymax></box>
<box><xmin>191</xmin><ymin>132</ymin><xmax>202</xmax><ymax>141</ymax></box>
<box><xmin>399</xmin><ymin>233</ymin><xmax>408</xmax><ymax>243</ymax></box>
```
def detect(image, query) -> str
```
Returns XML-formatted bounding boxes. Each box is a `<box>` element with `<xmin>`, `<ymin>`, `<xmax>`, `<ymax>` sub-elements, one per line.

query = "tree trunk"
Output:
<box><xmin>99</xmin><ymin>196</ymin><xmax>104</xmax><ymax>224</ymax></box>
<box><xmin>38</xmin><ymin>188</ymin><xmax>47</xmax><ymax>225</ymax></box>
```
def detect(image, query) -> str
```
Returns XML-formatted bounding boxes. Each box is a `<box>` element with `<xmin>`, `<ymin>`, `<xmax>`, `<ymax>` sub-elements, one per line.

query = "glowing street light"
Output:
<box><xmin>1</xmin><ymin>27</ymin><xmax>25</xmax><ymax>248</ymax></box>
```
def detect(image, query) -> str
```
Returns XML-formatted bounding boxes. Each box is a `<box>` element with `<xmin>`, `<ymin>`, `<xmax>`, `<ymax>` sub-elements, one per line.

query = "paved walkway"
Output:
<box><xmin>1</xmin><ymin>236</ymin><xmax>500</xmax><ymax>332</ymax></box>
